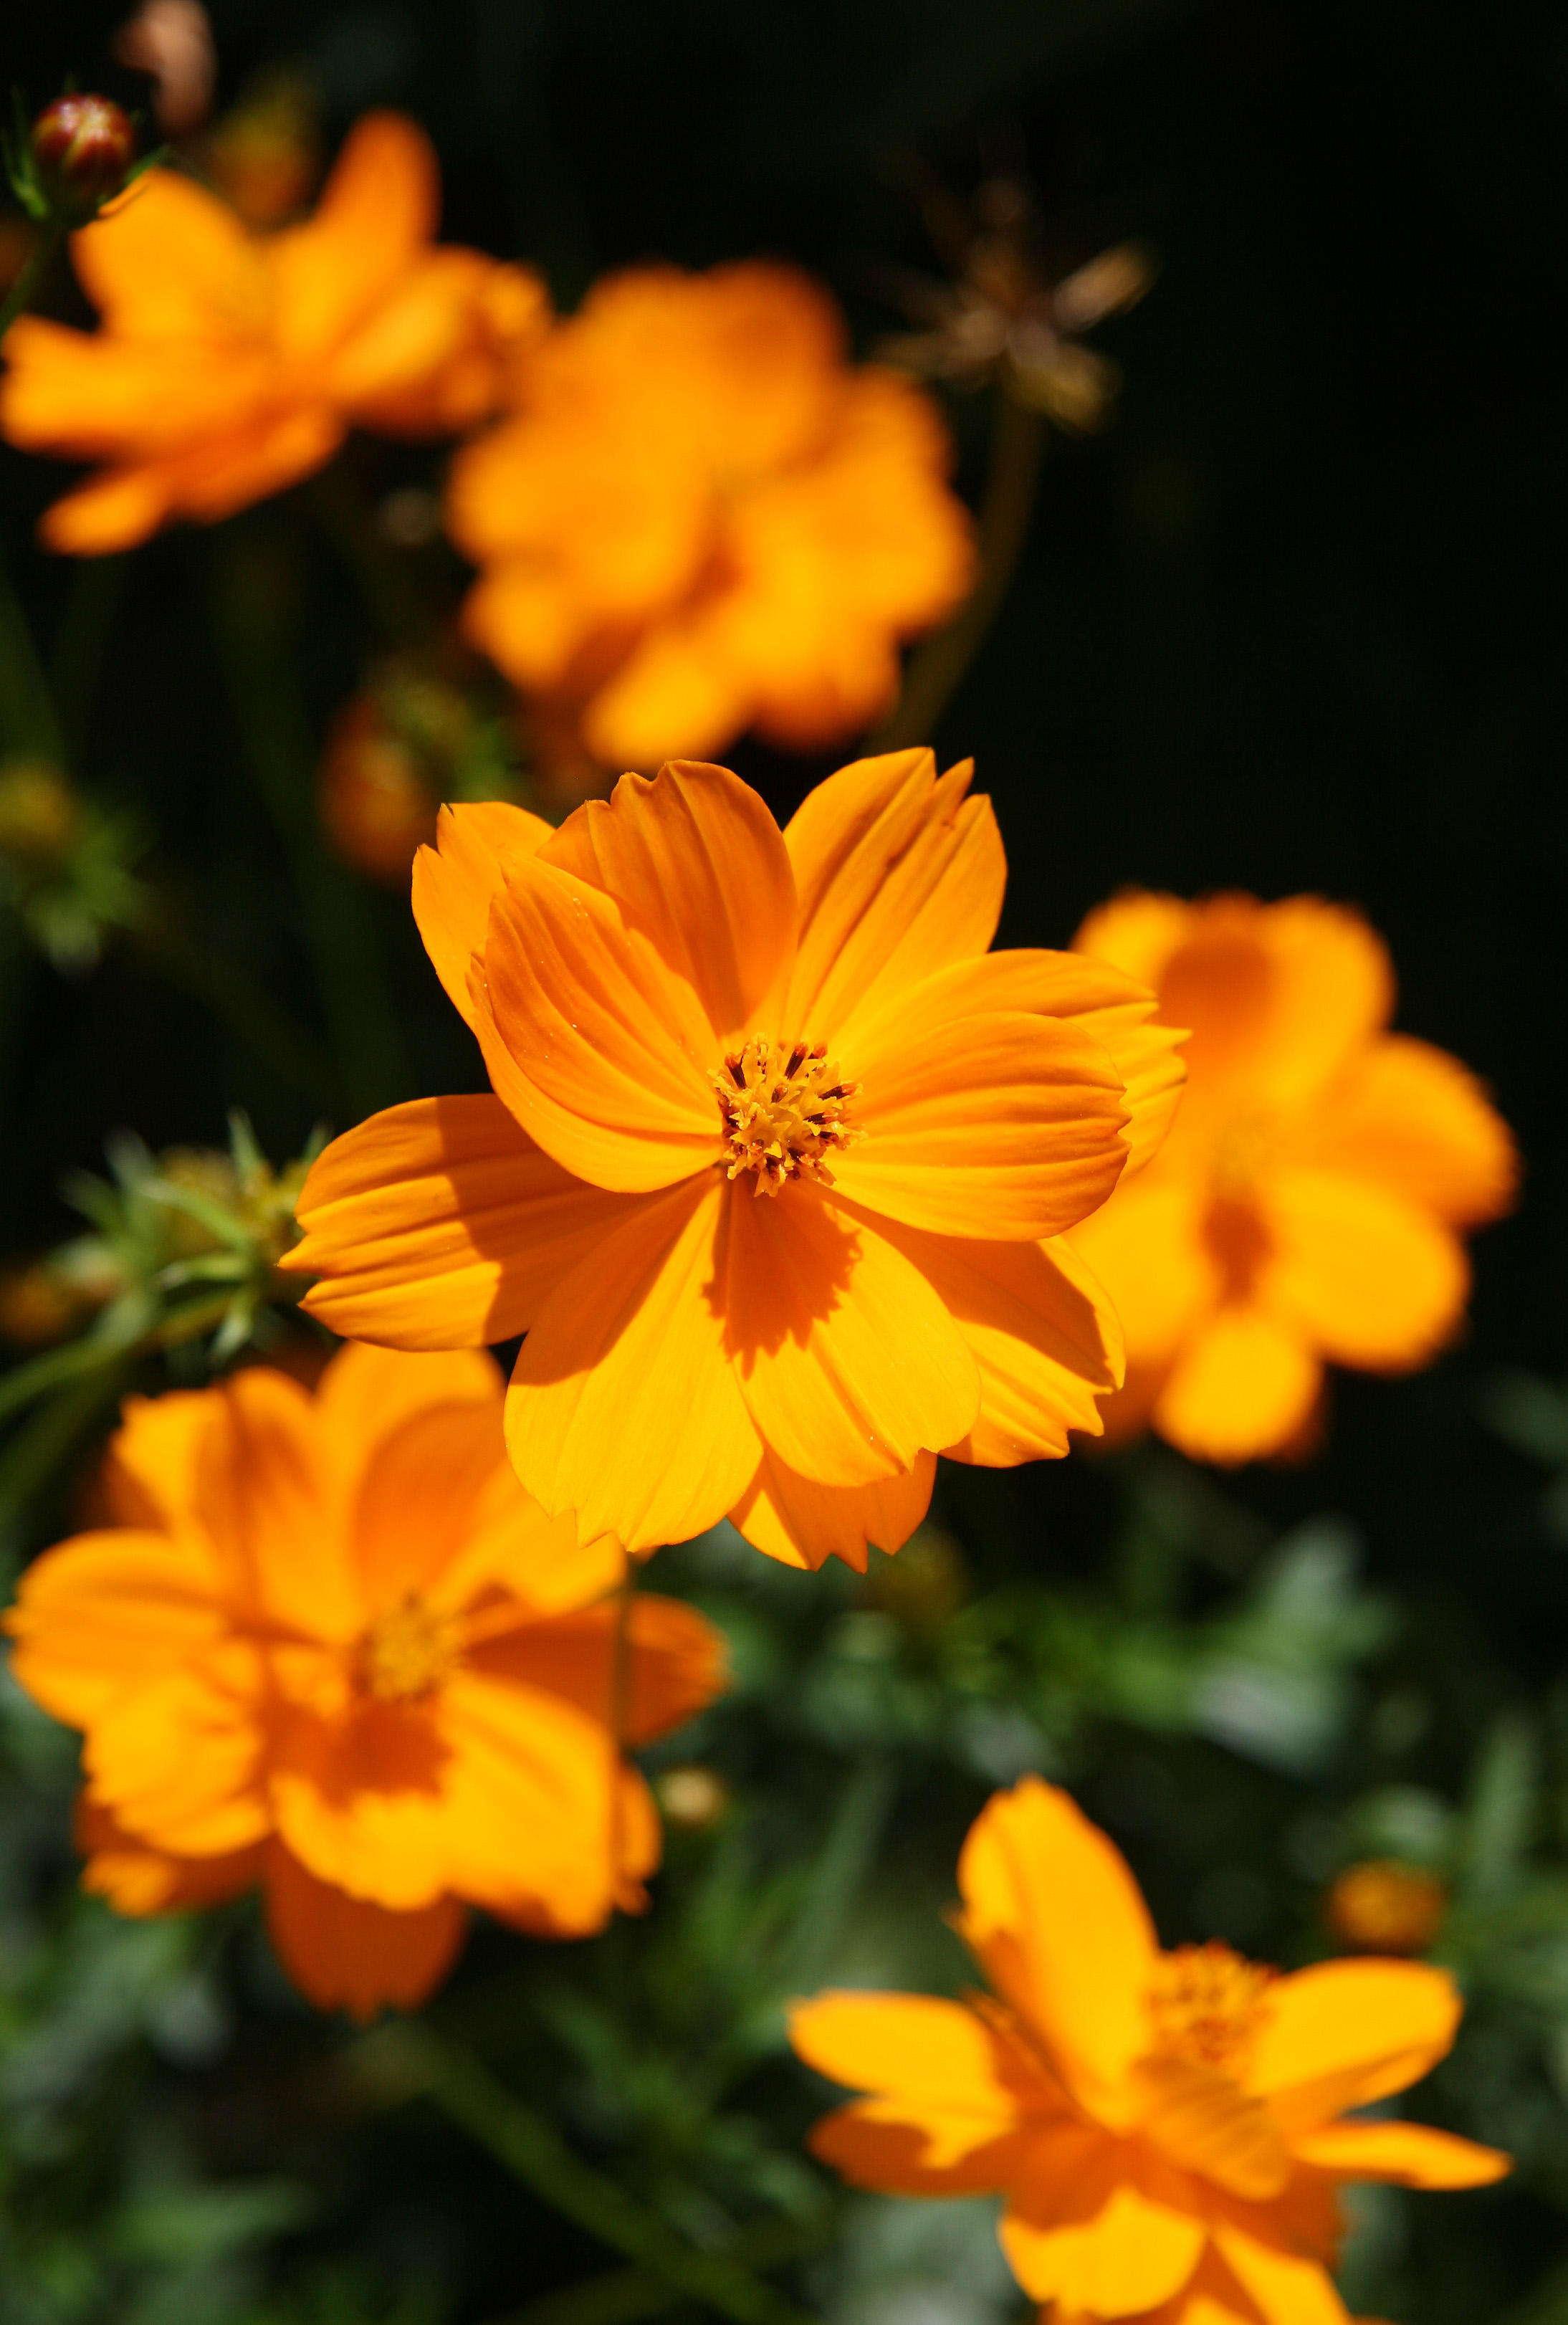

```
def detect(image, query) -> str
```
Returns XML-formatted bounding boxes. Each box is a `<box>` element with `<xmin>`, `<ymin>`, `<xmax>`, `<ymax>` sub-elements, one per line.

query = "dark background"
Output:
<box><xmin>1</xmin><ymin>5</ymin><xmax>1566</xmax><ymax>2321</ymax></box>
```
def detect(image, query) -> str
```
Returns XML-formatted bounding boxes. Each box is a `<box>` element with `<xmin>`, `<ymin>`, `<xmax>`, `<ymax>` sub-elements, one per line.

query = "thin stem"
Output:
<box><xmin>209</xmin><ymin>530</ymin><xmax>412</xmax><ymax>1117</ymax></box>
<box><xmin>869</xmin><ymin>386</ymin><xmax>1046</xmax><ymax>750</ymax></box>
<box><xmin>353</xmin><ymin>2028</ymin><xmax>821</xmax><ymax>2325</ymax></box>
<box><xmin>494</xmin><ymin>2213</ymin><xmax>833</xmax><ymax>2325</ymax></box>
<box><xmin>130</xmin><ymin>908</ymin><xmax>338</xmax><ymax>1108</ymax></box>
<box><xmin>0</xmin><ymin>220</ymin><xmax>64</xmax><ymax>345</ymax></box>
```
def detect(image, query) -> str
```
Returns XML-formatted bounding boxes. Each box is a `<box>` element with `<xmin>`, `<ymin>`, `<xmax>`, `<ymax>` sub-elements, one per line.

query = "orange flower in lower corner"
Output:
<box><xmin>0</xmin><ymin>113</ymin><xmax>546</xmax><ymax>554</ymax></box>
<box><xmin>1066</xmin><ymin>892</ymin><xmax>1516</xmax><ymax>1464</ymax></box>
<box><xmin>3</xmin><ymin>1342</ymin><xmax>725</xmax><ymax>2019</ymax></box>
<box><xmin>282</xmin><ymin>749</ymin><xmax>1187</xmax><ymax>1571</ymax></box>
<box><xmin>791</xmin><ymin>1778</ymin><xmax>1508</xmax><ymax>2325</ymax></box>
<box><xmin>445</xmin><ymin>262</ymin><xmax>975</xmax><ymax>768</ymax></box>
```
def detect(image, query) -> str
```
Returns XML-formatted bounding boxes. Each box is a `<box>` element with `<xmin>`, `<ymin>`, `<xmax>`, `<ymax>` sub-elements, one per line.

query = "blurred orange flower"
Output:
<box><xmin>792</xmin><ymin>1777</ymin><xmax>1508</xmax><ymax>2325</ymax></box>
<box><xmin>4</xmin><ymin>1342</ymin><xmax>725</xmax><ymax>2018</ymax></box>
<box><xmin>1067</xmin><ymin>892</ymin><xmax>1517</xmax><ymax>1464</ymax></box>
<box><xmin>445</xmin><ymin>262</ymin><xmax>975</xmax><ymax>768</ymax></box>
<box><xmin>0</xmin><ymin>113</ymin><xmax>546</xmax><ymax>554</ymax></box>
<box><xmin>285</xmin><ymin>751</ymin><xmax>1185</xmax><ymax>1568</ymax></box>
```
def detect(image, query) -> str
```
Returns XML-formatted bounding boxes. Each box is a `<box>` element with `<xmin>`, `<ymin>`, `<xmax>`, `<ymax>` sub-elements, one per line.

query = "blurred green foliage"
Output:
<box><xmin>2</xmin><ymin>0</ymin><xmax>1567</xmax><ymax>2321</ymax></box>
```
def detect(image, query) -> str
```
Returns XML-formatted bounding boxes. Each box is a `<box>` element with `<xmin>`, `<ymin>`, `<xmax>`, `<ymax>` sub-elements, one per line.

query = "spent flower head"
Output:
<box><xmin>879</xmin><ymin>174</ymin><xmax>1155</xmax><ymax>430</ymax></box>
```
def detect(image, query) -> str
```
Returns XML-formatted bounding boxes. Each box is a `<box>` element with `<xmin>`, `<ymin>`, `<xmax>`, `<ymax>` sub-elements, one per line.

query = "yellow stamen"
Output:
<box><xmin>709</xmin><ymin>1033</ymin><xmax>862</xmax><ymax>1197</ymax></box>
<box><xmin>1147</xmin><ymin>1942</ymin><xmax>1275</xmax><ymax>2076</ymax></box>
<box><xmin>358</xmin><ymin>1595</ymin><xmax>457</xmax><ymax>1702</ymax></box>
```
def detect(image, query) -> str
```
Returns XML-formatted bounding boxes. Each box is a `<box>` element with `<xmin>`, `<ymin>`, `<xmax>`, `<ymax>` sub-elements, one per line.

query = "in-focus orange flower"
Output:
<box><xmin>1066</xmin><ymin>892</ymin><xmax>1517</xmax><ymax>1464</ymax></box>
<box><xmin>4</xmin><ymin>1342</ymin><xmax>725</xmax><ymax>2019</ymax></box>
<box><xmin>445</xmin><ymin>262</ymin><xmax>976</xmax><ymax>768</ymax></box>
<box><xmin>0</xmin><ymin>113</ymin><xmax>547</xmax><ymax>554</ymax></box>
<box><xmin>792</xmin><ymin>1777</ymin><xmax>1508</xmax><ymax>2325</ymax></box>
<box><xmin>285</xmin><ymin>751</ymin><xmax>1186</xmax><ymax>1569</ymax></box>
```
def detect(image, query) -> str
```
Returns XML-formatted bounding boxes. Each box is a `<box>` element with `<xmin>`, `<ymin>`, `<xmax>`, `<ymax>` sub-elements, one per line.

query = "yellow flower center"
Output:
<box><xmin>359</xmin><ymin>1596</ymin><xmax>457</xmax><ymax>1703</ymax></box>
<box><xmin>709</xmin><ymin>1034</ymin><xmax>861</xmax><ymax>1197</ymax></box>
<box><xmin>1147</xmin><ymin>1942</ymin><xmax>1275</xmax><ymax>2076</ymax></box>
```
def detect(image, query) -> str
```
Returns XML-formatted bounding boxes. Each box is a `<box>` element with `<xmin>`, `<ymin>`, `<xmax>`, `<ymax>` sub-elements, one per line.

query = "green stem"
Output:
<box><xmin>209</xmin><ymin>530</ymin><xmax>412</xmax><ymax>1117</ymax></box>
<box><xmin>307</xmin><ymin>464</ymin><xmax>431</xmax><ymax>647</ymax></box>
<box><xmin>869</xmin><ymin>388</ymin><xmax>1046</xmax><ymax>750</ymax></box>
<box><xmin>0</xmin><ymin>220</ymin><xmax>64</xmax><ymax>344</ymax></box>
<box><xmin>353</xmin><ymin>2028</ymin><xmax>821</xmax><ymax>2325</ymax></box>
<box><xmin>494</xmin><ymin>2213</ymin><xmax>834</xmax><ymax>2325</ymax></box>
<box><xmin>129</xmin><ymin>909</ymin><xmax>338</xmax><ymax>1108</ymax></box>
<box><xmin>0</xmin><ymin>526</ymin><xmax>67</xmax><ymax>761</ymax></box>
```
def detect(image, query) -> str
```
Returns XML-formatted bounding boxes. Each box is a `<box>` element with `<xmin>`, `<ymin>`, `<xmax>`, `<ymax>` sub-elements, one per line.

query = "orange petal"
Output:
<box><xmin>790</xmin><ymin>1990</ymin><xmax>1027</xmax><ymax>2120</ymax></box>
<box><xmin>833</xmin><ymin>957</ymin><xmax>1128</xmax><ymax>1241</ymax></box>
<box><xmin>1247</xmin><ymin>1959</ymin><xmax>1463</xmax><ymax>2131</ymax></box>
<box><xmin>4</xmin><ymin>1527</ymin><xmax>225</xmax><ymax>1729</ymax></box>
<box><xmin>435</xmin><ymin>1670</ymin><xmax>629</xmax><ymax>1929</ymax></box>
<box><xmin>728</xmin><ymin>1446</ymin><xmax>934</xmax><ymax>1571</ymax></box>
<box><xmin>264</xmin><ymin>1840</ymin><xmax>467</xmax><ymax>2020</ymax></box>
<box><xmin>1066</xmin><ymin>1180</ymin><xmax>1216</xmax><ymax>1369</ymax></box>
<box><xmin>1291</xmin><ymin>1036</ymin><xmax>1517</xmax><ymax>1227</ymax></box>
<box><xmin>0</xmin><ymin>321</ymin><xmax>273</xmax><ymax>454</ymax></box>
<box><xmin>412</xmin><ymin>802</ymin><xmax>555</xmax><ymax>1028</ymax></box>
<box><xmin>1257</xmin><ymin>1168</ymin><xmax>1469</xmax><ymax>1370</ymax></box>
<box><xmin>268</xmin><ymin>1697</ymin><xmax>456</xmax><ymax>1909</ymax></box>
<box><xmin>1290</xmin><ymin>2119</ymin><xmax>1510</xmax><ymax>2187</ymax></box>
<box><xmin>1210</xmin><ymin>2232</ymin><xmax>1350</xmax><ymax>2325</ymax></box>
<box><xmin>100</xmin><ymin>1388</ymin><xmax>223</xmax><ymax>1532</ymax></box>
<box><xmin>1074</xmin><ymin>890</ymin><xmax>1195</xmax><ymax>985</ymax></box>
<box><xmin>197</xmin><ymin>1367</ymin><xmax>363</xmax><ymax>1643</ymax></box>
<box><xmin>85</xmin><ymin>1652</ymin><xmax>269</xmax><ymax>1856</ymax></box>
<box><xmin>77</xmin><ymin>1792</ymin><xmax>263</xmax><ymax>1915</ymax></box>
<box><xmin>269</xmin><ymin>113</ymin><xmax>437</xmax><ymax>359</ymax></box>
<box><xmin>477</xmin><ymin>854</ymin><xmax>720</xmax><ymax>1190</ymax></box>
<box><xmin>1131</xmin><ymin>2053</ymin><xmax>1291</xmax><ymax>2200</ymax></box>
<box><xmin>315</xmin><ymin>1339</ymin><xmax>502</xmax><ymax>1453</ymax></box>
<box><xmin>434</xmin><ymin>1487</ymin><xmax>623</xmax><ymax>1619</ymax></box>
<box><xmin>725</xmin><ymin>1185</ymin><xmax>977</xmax><ymax>1484</ymax></box>
<box><xmin>466</xmin><ymin>1593</ymin><xmax>727</xmax><ymax>1744</ymax></box>
<box><xmin>579</xmin><ymin>617</ymin><xmax>755</xmax><ymax>770</ymax></box>
<box><xmin>780</xmin><ymin>751</ymin><xmax>1005</xmax><ymax>1039</ymax></box>
<box><xmin>866</xmin><ymin>1221</ymin><xmax>1123</xmax><ymax>1464</ymax></box>
<box><xmin>70</xmin><ymin>169</ymin><xmax>267</xmax><ymax>338</ymax></box>
<box><xmin>1153</xmin><ymin>1307</ymin><xmax>1321</xmax><ymax>1466</ymax></box>
<box><xmin>507</xmin><ymin>1177</ymin><xmax>761</xmax><ymax>1555</ymax></box>
<box><xmin>350</xmin><ymin>1391</ymin><xmax>513</xmax><ymax>1613</ymax></box>
<box><xmin>969</xmin><ymin>949</ymin><xmax>1187</xmax><ymax>1175</ymax></box>
<box><xmin>808</xmin><ymin>2101</ymin><xmax>1037</xmax><ymax>2195</ymax></box>
<box><xmin>956</xmin><ymin>1777</ymin><xmax>1156</xmax><ymax>2126</ymax></box>
<box><xmin>288</xmin><ymin>1095</ymin><xmax>640</xmax><ymax>1349</ymax></box>
<box><xmin>34</xmin><ymin>463</ymin><xmax>176</xmax><ymax>553</ymax></box>
<box><xmin>1001</xmin><ymin>2180</ymin><xmax>1206</xmax><ymax>2315</ymax></box>
<box><xmin>540</xmin><ymin>760</ymin><xmax>797</xmax><ymax>1045</ymax></box>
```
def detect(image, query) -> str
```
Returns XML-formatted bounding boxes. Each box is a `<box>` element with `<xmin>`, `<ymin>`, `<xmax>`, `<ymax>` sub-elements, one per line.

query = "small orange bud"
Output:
<box><xmin>31</xmin><ymin>96</ymin><xmax>137</xmax><ymax>219</ymax></box>
<box><xmin>1326</xmin><ymin>1860</ymin><xmax>1446</xmax><ymax>1956</ymax></box>
<box><xmin>319</xmin><ymin>696</ymin><xmax>438</xmax><ymax>884</ymax></box>
<box><xmin>0</xmin><ymin>1261</ymin><xmax>82</xmax><ymax>1347</ymax></box>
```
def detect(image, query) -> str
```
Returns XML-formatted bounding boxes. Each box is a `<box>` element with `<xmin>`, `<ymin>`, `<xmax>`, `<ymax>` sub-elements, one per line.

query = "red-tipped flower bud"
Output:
<box><xmin>30</xmin><ymin>95</ymin><xmax>137</xmax><ymax>218</ymax></box>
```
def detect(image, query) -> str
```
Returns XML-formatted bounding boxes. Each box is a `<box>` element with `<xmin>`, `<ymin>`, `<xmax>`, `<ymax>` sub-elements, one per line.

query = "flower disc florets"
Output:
<box><xmin>709</xmin><ymin>1034</ymin><xmax>861</xmax><ymax>1195</ymax></box>
<box><xmin>1147</xmin><ymin>1939</ymin><xmax>1276</xmax><ymax>2076</ymax></box>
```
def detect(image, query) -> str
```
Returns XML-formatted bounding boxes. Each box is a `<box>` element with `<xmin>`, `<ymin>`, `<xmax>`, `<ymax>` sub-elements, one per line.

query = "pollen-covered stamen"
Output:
<box><xmin>1147</xmin><ymin>1941</ymin><xmax>1276</xmax><ymax>2077</ymax></box>
<box><xmin>358</xmin><ymin>1595</ymin><xmax>459</xmax><ymax>1703</ymax></box>
<box><xmin>709</xmin><ymin>1033</ymin><xmax>863</xmax><ymax>1197</ymax></box>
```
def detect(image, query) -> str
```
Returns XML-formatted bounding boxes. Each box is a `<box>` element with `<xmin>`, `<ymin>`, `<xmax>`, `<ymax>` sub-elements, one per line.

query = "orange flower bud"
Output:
<box><xmin>30</xmin><ymin>96</ymin><xmax>136</xmax><ymax>219</ymax></box>
<box><xmin>0</xmin><ymin>760</ymin><xmax>80</xmax><ymax>860</ymax></box>
<box><xmin>319</xmin><ymin>696</ymin><xmax>438</xmax><ymax>884</ymax></box>
<box><xmin>1326</xmin><ymin>1860</ymin><xmax>1447</xmax><ymax>1955</ymax></box>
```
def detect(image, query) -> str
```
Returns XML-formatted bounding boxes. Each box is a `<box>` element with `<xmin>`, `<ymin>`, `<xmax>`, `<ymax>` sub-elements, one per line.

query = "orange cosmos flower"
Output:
<box><xmin>284</xmin><ymin>750</ymin><xmax>1186</xmax><ymax>1570</ymax></box>
<box><xmin>1066</xmin><ymin>892</ymin><xmax>1516</xmax><ymax>1465</ymax></box>
<box><xmin>791</xmin><ymin>1777</ymin><xmax>1508</xmax><ymax>2325</ymax></box>
<box><xmin>0</xmin><ymin>113</ymin><xmax>546</xmax><ymax>555</ymax></box>
<box><xmin>3</xmin><ymin>1342</ymin><xmax>725</xmax><ymax>2019</ymax></box>
<box><xmin>445</xmin><ymin>262</ymin><xmax>975</xmax><ymax>768</ymax></box>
